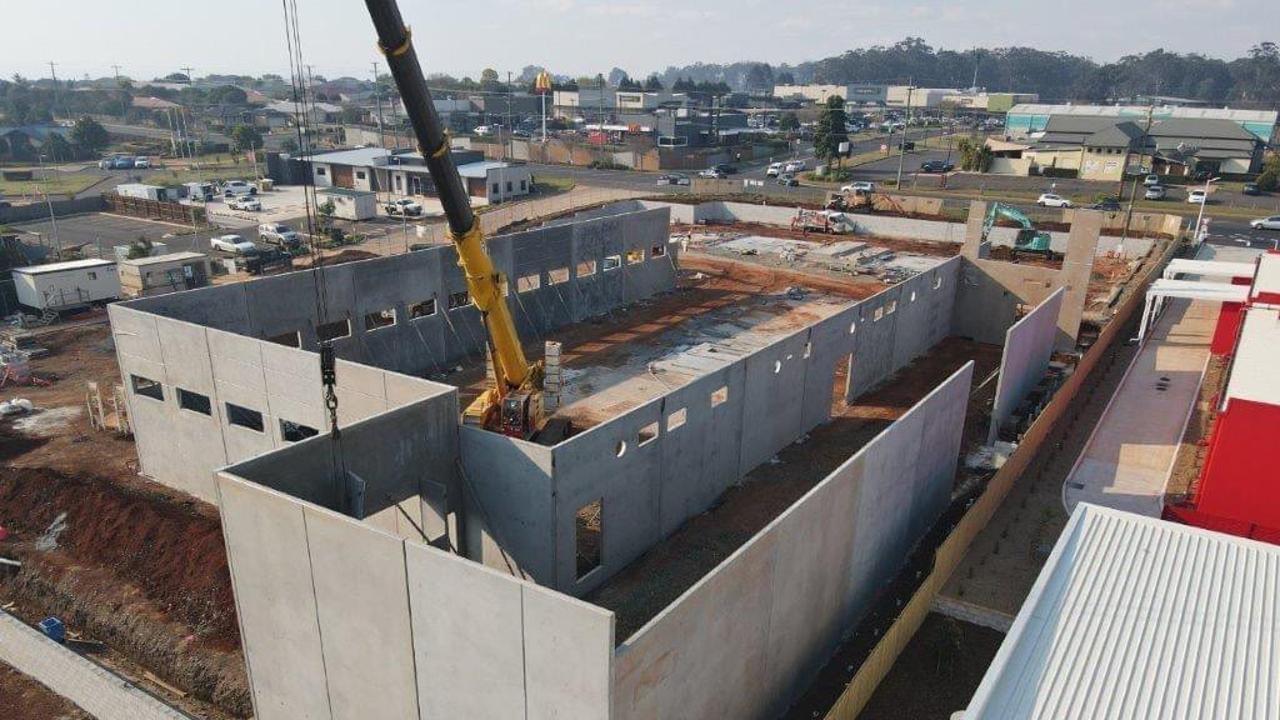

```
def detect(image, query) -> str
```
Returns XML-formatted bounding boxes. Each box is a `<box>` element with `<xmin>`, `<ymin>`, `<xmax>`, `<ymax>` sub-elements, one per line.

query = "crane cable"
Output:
<box><xmin>281</xmin><ymin>0</ymin><xmax>350</xmax><ymax>507</ymax></box>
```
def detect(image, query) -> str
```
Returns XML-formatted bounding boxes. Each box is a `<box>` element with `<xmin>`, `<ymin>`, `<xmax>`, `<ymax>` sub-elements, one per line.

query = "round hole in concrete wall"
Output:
<box><xmin>773</xmin><ymin>359</ymin><xmax>782</xmax><ymax>374</ymax></box>
<box><xmin>911</xmin><ymin>290</ymin><xmax>918</xmax><ymax>302</ymax></box>
<box><xmin>615</xmin><ymin>440</ymin><xmax>627</xmax><ymax>457</ymax></box>
<box><xmin>849</xmin><ymin>320</ymin><xmax>857</xmax><ymax>334</ymax></box>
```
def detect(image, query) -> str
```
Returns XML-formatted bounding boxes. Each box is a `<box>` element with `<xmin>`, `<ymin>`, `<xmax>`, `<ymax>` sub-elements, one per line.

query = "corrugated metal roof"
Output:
<box><xmin>1224</xmin><ymin>306</ymin><xmax>1280</xmax><ymax>407</ymax></box>
<box><xmin>1008</xmin><ymin>104</ymin><xmax>1279</xmax><ymax>125</ymax></box>
<box><xmin>966</xmin><ymin>503</ymin><xmax>1280</xmax><ymax>720</ymax></box>
<box><xmin>120</xmin><ymin>251</ymin><xmax>207</xmax><ymax>267</ymax></box>
<box><xmin>13</xmin><ymin>258</ymin><xmax>115</xmax><ymax>275</ymax></box>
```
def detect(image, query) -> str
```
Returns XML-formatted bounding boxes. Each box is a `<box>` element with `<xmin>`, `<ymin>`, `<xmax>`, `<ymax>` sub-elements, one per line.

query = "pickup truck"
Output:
<box><xmin>384</xmin><ymin>198</ymin><xmax>423</xmax><ymax>216</ymax></box>
<box><xmin>210</xmin><ymin>234</ymin><xmax>258</xmax><ymax>255</ymax></box>
<box><xmin>222</xmin><ymin>180</ymin><xmax>258</xmax><ymax>198</ymax></box>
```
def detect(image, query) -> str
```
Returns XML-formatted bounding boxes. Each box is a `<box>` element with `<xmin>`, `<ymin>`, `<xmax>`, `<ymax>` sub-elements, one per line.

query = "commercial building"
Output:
<box><xmin>306</xmin><ymin>147</ymin><xmax>531</xmax><ymax>202</ymax></box>
<box><xmin>1162</xmin><ymin>251</ymin><xmax>1280</xmax><ymax>542</ymax></box>
<box><xmin>964</xmin><ymin>503</ymin><xmax>1280</xmax><ymax>720</ymax></box>
<box><xmin>1006</xmin><ymin>103</ymin><xmax>1279</xmax><ymax>144</ymax></box>
<box><xmin>773</xmin><ymin>83</ymin><xmax>846</xmax><ymax>104</ymax></box>
<box><xmin>886</xmin><ymin>86</ymin><xmax>960</xmax><ymax>109</ymax></box>
<box><xmin>939</xmin><ymin>91</ymin><xmax>1039</xmax><ymax>113</ymax></box>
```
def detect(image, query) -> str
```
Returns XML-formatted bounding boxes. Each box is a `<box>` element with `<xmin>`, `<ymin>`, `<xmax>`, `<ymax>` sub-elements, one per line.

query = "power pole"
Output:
<box><xmin>895</xmin><ymin>81</ymin><xmax>914</xmax><ymax>189</ymax></box>
<box><xmin>372</xmin><ymin>61</ymin><xmax>385</xmax><ymax>149</ymax></box>
<box><xmin>1118</xmin><ymin>102</ymin><xmax>1155</xmax><ymax>256</ymax></box>
<box><xmin>111</xmin><ymin>64</ymin><xmax>122</xmax><ymax>84</ymax></box>
<box><xmin>180</xmin><ymin>65</ymin><xmax>194</xmax><ymax>84</ymax></box>
<box><xmin>47</xmin><ymin>61</ymin><xmax>62</xmax><ymax>120</ymax></box>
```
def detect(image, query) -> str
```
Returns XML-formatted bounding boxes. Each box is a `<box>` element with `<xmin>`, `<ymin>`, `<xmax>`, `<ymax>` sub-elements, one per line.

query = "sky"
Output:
<box><xmin>2</xmin><ymin>0</ymin><xmax>1275</xmax><ymax>83</ymax></box>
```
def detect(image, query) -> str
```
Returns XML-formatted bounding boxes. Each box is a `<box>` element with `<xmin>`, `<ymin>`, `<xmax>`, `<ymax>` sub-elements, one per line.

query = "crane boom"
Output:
<box><xmin>364</xmin><ymin>0</ymin><xmax>531</xmax><ymax>396</ymax></box>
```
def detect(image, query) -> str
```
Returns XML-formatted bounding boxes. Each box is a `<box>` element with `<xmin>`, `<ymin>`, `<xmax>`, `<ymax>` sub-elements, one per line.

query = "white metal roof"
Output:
<box><xmin>1163</xmin><ymin>258</ymin><xmax>1256</xmax><ymax>281</ymax></box>
<box><xmin>1251</xmin><ymin>253</ymin><xmax>1280</xmax><ymax>301</ymax></box>
<box><xmin>13</xmin><ymin>258</ymin><xmax>116</xmax><ymax>275</ymax></box>
<box><xmin>1146</xmin><ymin>278</ymin><xmax>1250</xmax><ymax>303</ymax></box>
<box><xmin>1224</xmin><ymin>306</ymin><xmax>1280</xmax><ymax>407</ymax></box>
<box><xmin>119</xmin><ymin>251</ymin><xmax>207</xmax><ymax>267</ymax></box>
<box><xmin>965</xmin><ymin>503</ymin><xmax>1280</xmax><ymax>720</ymax></box>
<box><xmin>1008</xmin><ymin>103</ymin><xmax>1279</xmax><ymax>124</ymax></box>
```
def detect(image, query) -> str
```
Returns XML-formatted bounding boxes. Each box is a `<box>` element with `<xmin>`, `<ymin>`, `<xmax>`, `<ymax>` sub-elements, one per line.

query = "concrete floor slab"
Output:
<box><xmin>1062</xmin><ymin>296</ymin><xmax>1217</xmax><ymax>516</ymax></box>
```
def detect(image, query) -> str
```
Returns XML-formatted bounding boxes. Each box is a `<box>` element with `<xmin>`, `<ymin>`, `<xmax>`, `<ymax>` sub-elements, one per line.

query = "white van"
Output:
<box><xmin>766</xmin><ymin>162</ymin><xmax>783</xmax><ymax>177</ymax></box>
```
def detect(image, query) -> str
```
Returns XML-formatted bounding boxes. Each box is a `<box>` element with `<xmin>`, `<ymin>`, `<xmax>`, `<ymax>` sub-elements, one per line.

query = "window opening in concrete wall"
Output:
<box><xmin>226</xmin><ymin>403</ymin><xmax>264</xmax><ymax>432</ymax></box>
<box><xmin>408</xmin><ymin>298</ymin><xmax>436</xmax><ymax>319</ymax></box>
<box><xmin>517</xmin><ymin>273</ymin><xmax>541</xmax><ymax>292</ymax></box>
<box><xmin>576</xmin><ymin>259</ymin><xmax>597</xmax><ymax>277</ymax></box>
<box><xmin>316</xmin><ymin>318</ymin><xmax>351</xmax><ymax>342</ymax></box>
<box><xmin>667</xmin><ymin>407</ymin><xmax>687</xmax><ymax>431</ymax></box>
<box><xmin>874</xmin><ymin>306</ymin><xmax>884</xmax><ymax>322</ymax></box>
<box><xmin>711</xmin><ymin>385</ymin><xmax>729</xmax><ymax>407</ymax></box>
<box><xmin>364</xmin><ymin>308</ymin><xmax>396</xmax><ymax>330</ymax></box>
<box><xmin>177</xmin><ymin>388</ymin><xmax>211</xmax><ymax>415</ymax></box>
<box><xmin>131</xmin><ymin>375</ymin><xmax>163</xmax><ymax>402</ymax></box>
<box><xmin>266</xmin><ymin>330</ymin><xmax>301</xmax><ymax>347</ymax></box>
<box><xmin>804</xmin><ymin>341</ymin><xmax>812</xmax><ymax>359</ymax></box>
<box><xmin>625</xmin><ymin>249</ymin><xmax>644</xmax><ymax>264</ymax></box>
<box><xmin>280</xmin><ymin>419</ymin><xmax>319</xmax><ymax>442</ymax></box>
<box><xmin>576</xmin><ymin>499</ymin><xmax>603</xmax><ymax>580</ymax></box>
<box><xmin>548</xmin><ymin>267</ymin><xmax>570</xmax><ymax>285</ymax></box>
<box><xmin>448</xmin><ymin>290</ymin><xmax>470</xmax><ymax>310</ymax></box>
<box><xmin>615</xmin><ymin>440</ymin><xmax>627</xmax><ymax>457</ymax></box>
<box><xmin>650</xmin><ymin>243</ymin><xmax>667</xmax><ymax>258</ymax></box>
<box><xmin>638</xmin><ymin>421</ymin><xmax>658</xmax><ymax>445</ymax></box>
<box><xmin>603</xmin><ymin>255</ymin><xmax>622</xmax><ymax>271</ymax></box>
<box><xmin>886</xmin><ymin>300</ymin><xmax>897</xmax><ymax>315</ymax></box>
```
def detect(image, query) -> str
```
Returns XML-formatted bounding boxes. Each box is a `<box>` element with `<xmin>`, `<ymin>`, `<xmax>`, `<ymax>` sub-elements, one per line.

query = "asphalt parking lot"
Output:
<box><xmin>9</xmin><ymin>212</ymin><xmax>226</xmax><ymax>260</ymax></box>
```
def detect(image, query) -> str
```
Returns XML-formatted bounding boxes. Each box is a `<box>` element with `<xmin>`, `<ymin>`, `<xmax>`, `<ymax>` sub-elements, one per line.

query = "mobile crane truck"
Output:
<box><xmin>365</xmin><ymin>0</ymin><xmax>546</xmax><ymax>437</ymax></box>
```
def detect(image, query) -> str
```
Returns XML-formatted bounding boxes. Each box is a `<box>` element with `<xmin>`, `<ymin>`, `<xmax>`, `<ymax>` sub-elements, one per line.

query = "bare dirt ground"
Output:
<box><xmin>0</xmin><ymin>319</ymin><xmax>248</xmax><ymax>718</ymax></box>
<box><xmin>673</xmin><ymin>220</ymin><xmax>959</xmax><ymax>259</ymax></box>
<box><xmin>0</xmin><ymin>661</ymin><xmax>90</xmax><ymax>720</ymax></box>
<box><xmin>587</xmin><ymin>336</ymin><xmax>1003</xmax><ymax>642</ymax></box>
<box><xmin>1167</xmin><ymin>353</ymin><xmax>1228</xmax><ymax>501</ymax></box>
<box><xmin>852</xmin><ymin>613</ymin><xmax>1004</xmax><ymax>720</ymax></box>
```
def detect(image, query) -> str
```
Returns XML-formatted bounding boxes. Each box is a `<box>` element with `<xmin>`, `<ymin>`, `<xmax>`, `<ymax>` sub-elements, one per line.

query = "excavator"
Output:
<box><xmin>364</xmin><ymin>0</ymin><xmax>545</xmax><ymax>437</ymax></box>
<box><xmin>982</xmin><ymin>202</ymin><xmax>1057</xmax><ymax>260</ymax></box>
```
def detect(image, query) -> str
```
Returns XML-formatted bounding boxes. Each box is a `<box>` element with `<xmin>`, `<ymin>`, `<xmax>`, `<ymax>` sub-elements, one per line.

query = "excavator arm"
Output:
<box><xmin>364</xmin><ymin>1</ymin><xmax>538</xmax><ymax>428</ymax></box>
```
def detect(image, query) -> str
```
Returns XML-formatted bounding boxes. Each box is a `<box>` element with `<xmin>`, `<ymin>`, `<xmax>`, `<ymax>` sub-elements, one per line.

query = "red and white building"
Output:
<box><xmin>1163</xmin><ymin>251</ymin><xmax>1280</xmax><ymax>542</ymax></box>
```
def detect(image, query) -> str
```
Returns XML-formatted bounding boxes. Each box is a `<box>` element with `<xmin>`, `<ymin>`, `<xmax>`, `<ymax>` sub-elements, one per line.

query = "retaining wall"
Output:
<box><xmin>0</xmin><ymin>609</ymin><xmax>192</xmax><ymax>720</ymax></box>
<box><xmin>0</xmin><ymin>195</ymin><xmax>107</xmax><ymax>224</ymax></box>
<box><xmin>612</xmin><ymin>362</ymin><xmax>974</xmax><ymax>720</ymax></box>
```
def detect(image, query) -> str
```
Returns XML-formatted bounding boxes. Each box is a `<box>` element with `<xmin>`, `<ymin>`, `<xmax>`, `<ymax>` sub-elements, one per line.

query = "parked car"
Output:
<box><xmin>210</xmin><ymin>234</ymin><xmax>258</xmax><ymax>255</ymax></box>
<box><xmin>766</xmin><ymin>162</ymin><xmax>783</xmax><ymax>177</ymax></box>
<box><xmin>1250</xmin><ymin>215</ymin><xmax>1280</xmax><ymax>231</ymax></box>
<box><xmin>110</xmin><ymin>156</ymin><xmax>135</xmax><ymax>169</ymax></box>
<box><xmin>698</xmin><ymin>168</ymin><xmax>726</xmax><ymax>179</ymax></box>
<box><xmin>384</xmin><ymin>198</ymin><xmax>423</xmax><ymax>216</ymax></box>
<box><xmin>784</xmin><ymin>160</ymin><xmax>807</xmax><ymax>173</ymax></box>
<box><xmin>897</xmin><ymin>140</ymin><xmax>916</xmax><ymax>151</ymax></box>
<box><xmin>1142</xmin><ymin>174</ymin><xmax>1160</xmax><ymax>186</ymax></box>
<box><xmin>841</xmin><ymin>181</ymin><xmax>875</xmax><ymax>193</ymax></box>
<box><xmin>919</xmin><ymin>160</ymin><xmax>954</xmax><ymax>173</ymax></box>
<box><xmin>777</xmin><ymin>174</ymin><xmax>799</xmax><ymax>187</ymax></box>
<box><xmin>714</xmin><ymin>163</ymin><xmax>738</xmax><ymax>175</ymax></box>
<box><xmin>229</xmin><ymin>196</ymin><xmax>261</xmax><ymax>211</ymax></box>
<box><xmin>258</xmin><ymin>223</ymin><xmax>301</xmax><ymax>248</ymax></box>
<box><xmin>133</xmin><ymin>156</ymin><xmax>151</xmax><ymax>169</ymax></box>
<box><xmin>1037</xmin><ymin>193</ymin><xmax>1073</xmax><ymax>208</ymax></box>
<box><xmin>1186</xmin><ymin>189</ymin><xmax>1208</xmax><ymax>204</ymax></box>
<box><xmin>1144</xmin><ymin>185</ymin><xmax>1167</xmax><ymax>200</ymax></box>
<box><xmin>1243</xmin><ymin>182</ymin><xmax>1262</xmax><ymax>196</ymax></box>
<box><xmin>222</xmin><ymin>180</ymin><xmax>257</xmax><ymax>198</ymax></box>
<box><xmin>1090</xmin><ymin>199</ymin><xmax>1122</xmax><ymax>212</ymax></box>
<box><xmin>656</xmin><ymin>173</ymin><xmax>689</xmax><ymax>186</ymax></box>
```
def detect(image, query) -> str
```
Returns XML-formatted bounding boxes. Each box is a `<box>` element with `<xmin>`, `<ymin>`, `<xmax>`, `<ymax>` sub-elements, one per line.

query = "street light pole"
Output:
<box><xmin>1193</xmin><ymin>176</ymin><xmax>1219</xmax><ymax>249</ymax></box>
<box><xmin>895</xmin><ymin>83</ymin><xmax>914</xmax><ymax>189</ymax></box>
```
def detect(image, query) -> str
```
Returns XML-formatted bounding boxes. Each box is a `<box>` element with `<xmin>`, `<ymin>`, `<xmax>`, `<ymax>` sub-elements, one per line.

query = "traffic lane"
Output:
<box><xmin>849</xmin><ymin>148</ymin><xmax>954</xmax><ymax>179</ymax></box>
<box><xmin>524</xmin><ymin>163</ymin><xmax>676</xmax><ymax>192</ymax></box>
<box><xmin>1204</xmin><ymin>219</ymin><xmax>1280</xmax><ymax>249</ymax></box>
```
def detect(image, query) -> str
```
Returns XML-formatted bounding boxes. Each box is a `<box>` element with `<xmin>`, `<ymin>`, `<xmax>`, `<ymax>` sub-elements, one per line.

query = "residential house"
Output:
<box><xmin>305</xmin><ymin>147</ymin><xmax>532</xmax><ymax>203</ymax></box>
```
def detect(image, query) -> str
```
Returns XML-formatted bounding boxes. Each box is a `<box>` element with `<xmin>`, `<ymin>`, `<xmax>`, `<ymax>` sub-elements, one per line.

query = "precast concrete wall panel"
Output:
<box><xmin>126</xmin><ymin>282</ymin><xmax>253</xmax><ymax>333</ymax></box>
<box><xmin>304</xmin><ymin>506</ymin><xmax>420</xmax><ymax>720</ymax></box>
<box><xmin>988</xmin><ymin>288</ymin><xmax>1065</xmax><ymax>444</ymax></box>
<box><xmin>405</xmin><ymin>541</ymin><xmax>527</xmax><ymax>719</ymax></box>
<box><xmin>846</xmin><ymin>287</ymin><xmax>901</xmax><ymax>399</ymax></box>
<box><xmin>738</xmin><ymin>330</ymin><xmax>811</xmax><ymax>475</ymax></box>
<box><xmin>459</xmin><ymin>426</ymin><xmax>557</xmax><ymax>582</ymax></box>
<box><xmin>801</xmin><ymin>307</ymin><xmax>858</xmax><ymax>431</ymax></box>
<box><xmin>613</xmin><ymin>527</ymin><xmax>778</xmax><ymax>720</ymax></box>
<box><xmin>216</xmin><ymin>476</ymin><xmax>331</xmax><ymax>720</ymax></box>
<box><xmin>522</xmin><ymin>583</ymin><xmax>615</xmax><ymax>720</ymax></box>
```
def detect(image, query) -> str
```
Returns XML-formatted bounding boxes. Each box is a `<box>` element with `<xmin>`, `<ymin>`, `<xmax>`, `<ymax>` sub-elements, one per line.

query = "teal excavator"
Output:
<box><xmin>982</xmin><ymin>203</ymin><xmax>1057</xmax><ymax>260</ymax></box>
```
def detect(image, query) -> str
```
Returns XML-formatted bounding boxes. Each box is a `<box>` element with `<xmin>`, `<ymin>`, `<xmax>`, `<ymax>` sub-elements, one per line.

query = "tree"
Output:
<box><xmin>643</xmin><ymin>75</ymin><xmax>663</xmax><ymax>91</ymax></box>
<box><xmin>813</xmin><ymin>95</ymin><xmax>849</xmax><ymax>165</ymax></box>
<box><xmin>231</xmin><ymin>124</ymin><xmax>263</xmax><ymax>153</ymax></box>
<box><xmin>42</xmin><ymin>132</ymin><xmax>76</xmax><ymax>162</ymax></box>
<box><xmin>607</xmin><ymin>67</ymin><xmax>630</xmax><ymax>87</ymax></box>
<box><xmin>617</xmin><ymin>75</ymin><xmax>642</xmax><ymax>91</ymax></box>
<box><xmin>70</xmin><ymin>116</ymin><xmax>108</xmax><ymax>154</ymax></box>
<box><xmin>745</xmin><ymin>63</ymin><xmax>774</xmax><ymax>93</ymax></box>
<box><xmin>479</xmin><ymin>68</ymin><xmax>500</xmax><ymax>85</ymax></box>
<box><xmin>126</xmin><ymin>236</ymin><xmax>154</xmax><ymax>260</ymax></box>
<box><xmin>340</xmin><ymin>104</ymin><xmax>364</xmax><ymax>124</ymax></box>
<box><xmin>162</xmin><ymin>72</ymin><xmax>190</xmax><ymax>83</ymax></box>
<box><xmin>207</xmin><ymin>85</ymin><xmax>248</xmax><ymax>105</ymax></box>
<box><xmin>779</xmin><ymin>112</ymin><xmax>800</xmax><ymax>132</ymax></box>
<box><xmin>776</xmin><ymin>71</ymin><xmax>796</xmax><ymax>85</ymax></box>
<box><xmin>280</xmin><ymin>138</ymin><xmax>299</xmax><ymax>154</ymax></box>
<box><xmin>956</xmin><ymin>138</ymin><xmax>993</xmax><ymax>172</ymax></box>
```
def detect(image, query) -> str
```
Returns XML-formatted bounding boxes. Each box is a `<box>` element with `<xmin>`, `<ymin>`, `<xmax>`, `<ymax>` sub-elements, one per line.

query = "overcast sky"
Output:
<box><xmin>3</xmin><ymin>0</ymin><xmax>1274</xmax><ymax>82</ymax></box>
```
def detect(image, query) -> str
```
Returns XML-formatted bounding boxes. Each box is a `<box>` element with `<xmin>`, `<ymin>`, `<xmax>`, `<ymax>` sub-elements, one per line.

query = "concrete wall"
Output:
<box><xmin>217</xmin><ymin>473</ymin><xmax>614</xmax><ymax>720</ymax></box>
<box><xmin>988</xmin><ymin>288</ymin><xmax>1065</xmax><ymax>444</ymax></box>
<box><xmin>637</xmin><ymin>199</ymin><xmax>1151</xmax><ymax>258</ymax></box>
<box><xmin>546</xmin><ymin>258</ymin><xmax>960</xmax><ymax>596</ymax></box>
<box><xmin>612</xmin><ymin>362</ymin><xmax>974</xmax><ymax>720</ymax></box>
<box><xmin>110</xmin><ymin>303</ymin><xmax>454</xmax><ymax>502</ymax></box>
<box><xmin>124</xmin><ymin>207</ymin><xmax>676</xmax><ymax>378</ymax></box>
<box><xmin>0</xmin><ymin>609</ymin><xmax>194</xmax><ymax>720</ymax></box>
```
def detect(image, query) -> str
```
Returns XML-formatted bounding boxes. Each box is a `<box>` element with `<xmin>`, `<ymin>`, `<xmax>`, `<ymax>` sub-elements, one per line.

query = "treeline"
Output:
<box><xmin>655</xmin><ymin>38</ymin><xmax>1280</xmax><ymax>105</ymax></box>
